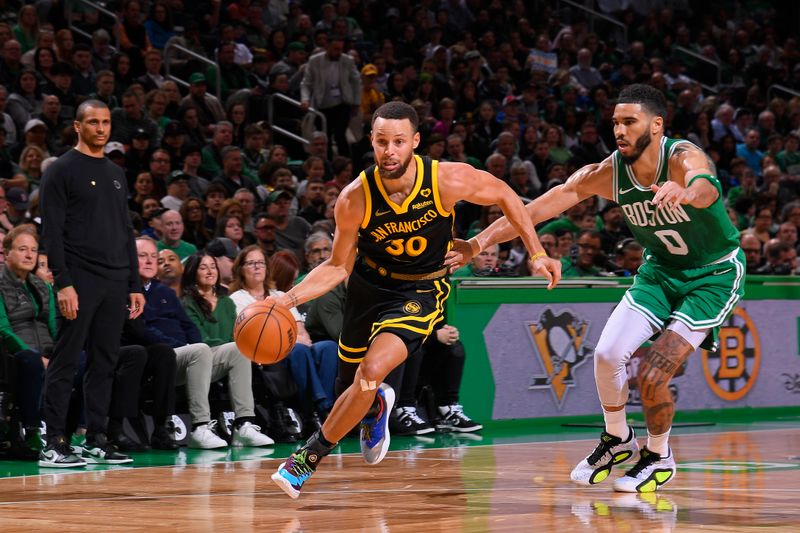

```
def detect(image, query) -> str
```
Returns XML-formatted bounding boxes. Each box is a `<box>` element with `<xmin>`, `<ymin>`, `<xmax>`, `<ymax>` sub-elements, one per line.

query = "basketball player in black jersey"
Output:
<box><xmin>271</xmin><ymin>101</ymin><xmax>561</xmax><ymax>498</ymax></box>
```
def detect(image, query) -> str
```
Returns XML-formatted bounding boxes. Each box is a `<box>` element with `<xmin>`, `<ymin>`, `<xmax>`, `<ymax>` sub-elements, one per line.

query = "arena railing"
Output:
<box><xmin>164</xmin><ymin>42</ymin><xmax>222</xmax><ymax>99</ymax></box>
<box><xmin>556</xmin><ymin>0</ymin><xmax>628</xmax><ymax>51</ymax></box>
<box><xmin>267</xmin><ymin>92</ymin><xmax>327</xmax><ymax>149</ymax></box>
<box><xmin>767</xmin><ymin>84</ymin><xmax>800</xmax><ymax>103</ymax></box>
<box><xmin>673</xmin><ymin>45</ymin><xmax>721</xmax><ymax>93</ymax></box>
<box><xmin>65</xmin><ymin>0</ymin><xmax>120</xmax><ymax>52</ymax></box>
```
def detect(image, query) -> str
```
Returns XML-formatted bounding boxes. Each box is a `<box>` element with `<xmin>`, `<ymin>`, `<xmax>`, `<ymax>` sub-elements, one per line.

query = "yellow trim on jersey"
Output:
<box><xmin>370</xmin><ymin>316</ymin><xmax>445</xmax><ymax>339</ymax></box>
<box><xmin>338</xmin><ymin>350</ymin><xmax>365</xmax><ymax>363</ymax></box>
<box><xmin>338</xmin><ymin>341</ymin><xmax>367</xmax><ymax>353</ymax></box>
<box><xmin>359</xmin><ymin>171</ymin><xmax>372</xmax><ymax>229</ymax></box>
<box><xmin>431</xmin><ymin>159</ymin><xmax>451</xmax><ymax>217</ymax></box>
<box><xmin>373</xmin><ymin>155</ymin><xmax>424</xmax><ymax>214</ymax></box>
<box><xmin>368</xmin><ymin>279</ymin><xmax>450</xmax><ymax>339</ymax></box>
<box><xmin>338</xmin><ymin>341</ymin><xmax>368</xmax><ymax>363</ymax></box>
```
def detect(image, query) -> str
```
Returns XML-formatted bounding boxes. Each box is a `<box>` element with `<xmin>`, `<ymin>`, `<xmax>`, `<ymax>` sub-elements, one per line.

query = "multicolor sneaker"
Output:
<box><xmin>39</xmin><ymin>436</ymin><xmax>87</xmax><ymax>468</ymax></box>
<box><xmin>436</xmin><ymin>404</ymin><xmax>482</xmax><ymax>433</ymax></box>
<box><xmin>570</xmin><ymin>427</ymin><xmax>639</xmax><ymax>486</ymax></box>
<box><xmin>271</xmin><ymin>449</ymin><xmax>317</xmax><ymax>499</ymax></box>
<box><xmin>613</xmin><ymin>447</ymin><xmax>676</xmax><ymax>493</ymax></box>
<box><xmin>390</xmin><ymin>406</ymin><xmax>434</xmax><ymax>436</ymax></box>
<box><xmin>82</xmin><ymin>434</ymin><xmax>134</xmax><ymax>464</ymax></box>
<box><xmin>359</xmin><ymin>383</ymin><xmax>395</xmax><ymax>465</ymax></box>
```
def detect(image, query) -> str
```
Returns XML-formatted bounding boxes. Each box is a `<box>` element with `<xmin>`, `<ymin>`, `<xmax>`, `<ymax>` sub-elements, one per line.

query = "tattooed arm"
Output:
<box><xmin>654</xmin><ymin>143</ymin><xmax>720</xmax><ymax>209</ymax></box>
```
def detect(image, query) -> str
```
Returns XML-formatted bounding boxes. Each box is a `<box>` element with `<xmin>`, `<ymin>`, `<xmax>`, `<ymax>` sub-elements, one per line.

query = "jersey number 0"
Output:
<box><xmin>654</xmin><ymin>229</ymin><xmax>689</xmax><ymax>255</ymax></box>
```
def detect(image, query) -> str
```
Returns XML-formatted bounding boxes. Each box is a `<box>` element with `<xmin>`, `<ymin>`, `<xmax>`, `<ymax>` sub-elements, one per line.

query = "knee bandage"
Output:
<box><xmin>360</xmin><ymin>379</ymin><xmax>377</xmax><ymax>391</ymax></box>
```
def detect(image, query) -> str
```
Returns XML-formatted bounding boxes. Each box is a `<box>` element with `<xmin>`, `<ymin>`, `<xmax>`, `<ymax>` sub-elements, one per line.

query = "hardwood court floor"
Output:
<box><xmin>0</xmin><ymin>422</ymin><xmax>799</xmax><ymax>532</ymax></box>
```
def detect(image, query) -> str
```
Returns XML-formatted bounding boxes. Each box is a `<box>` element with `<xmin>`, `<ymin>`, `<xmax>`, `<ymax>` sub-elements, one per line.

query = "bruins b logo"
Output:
<box><xmin>403</xmin><ymin>300</ymin><xmax>421</xmax><ymax>315</ymax></box>
<box><xmin>528</xmin><ymin>308</ymin><xmax>593</xmax><ymax>408</ymax></box>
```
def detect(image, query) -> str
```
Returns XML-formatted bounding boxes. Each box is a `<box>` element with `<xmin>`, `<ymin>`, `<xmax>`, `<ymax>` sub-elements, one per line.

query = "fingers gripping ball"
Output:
<box><xmin>234</xmin><ymin>301</ymin><xmax>297</xmax><ymax>364</ymax></box>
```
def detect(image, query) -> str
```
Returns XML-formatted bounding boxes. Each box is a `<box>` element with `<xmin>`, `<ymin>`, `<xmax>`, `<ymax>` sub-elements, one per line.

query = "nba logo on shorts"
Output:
<box><xmin>527</xmin><ymin>308</ymin><xmax>594</xmax><ymax>409</ymax></box>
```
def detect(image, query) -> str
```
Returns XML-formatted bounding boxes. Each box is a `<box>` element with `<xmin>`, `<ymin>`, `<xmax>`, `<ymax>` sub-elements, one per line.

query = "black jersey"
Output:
<box><xmin>357</xmin><ymin>155</ymin><xmax>454</xmax><ymax>275</ymax></box>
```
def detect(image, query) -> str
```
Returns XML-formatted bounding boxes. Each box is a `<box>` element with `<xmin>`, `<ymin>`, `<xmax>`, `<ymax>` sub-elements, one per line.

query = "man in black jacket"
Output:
<box><xmin>39</xmin><ymin>100</ymin><xmax>145</xmax><ymax>467</ymax></box>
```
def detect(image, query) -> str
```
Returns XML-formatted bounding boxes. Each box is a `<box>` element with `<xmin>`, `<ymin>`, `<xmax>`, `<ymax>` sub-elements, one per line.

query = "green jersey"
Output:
<box><xmin>612</xmin><ymin>137</ymin><xmax>739</xmax><ymax>270</ymax></box>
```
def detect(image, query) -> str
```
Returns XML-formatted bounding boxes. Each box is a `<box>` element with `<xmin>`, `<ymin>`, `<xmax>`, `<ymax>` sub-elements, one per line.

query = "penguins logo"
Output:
<box><xmin>528</xmin><ymin>308</ymin><xmax>593</xmax><ymax>408</ymax></box>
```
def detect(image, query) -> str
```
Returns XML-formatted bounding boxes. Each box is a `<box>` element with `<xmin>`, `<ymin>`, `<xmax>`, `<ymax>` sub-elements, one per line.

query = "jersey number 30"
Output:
<box><xmin>654</xmin><ymin>229</ymin><xmax>689</xmax><ymax>255</ymax></box>
<box><xmin>385</xmin><ymin>236</ymin><xmax>428</xmax><ymax>257</ymax></box>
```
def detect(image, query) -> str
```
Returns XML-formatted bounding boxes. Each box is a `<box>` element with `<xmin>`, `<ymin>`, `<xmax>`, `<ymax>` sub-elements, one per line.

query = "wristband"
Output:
<box><xmin>530</xmin><ymin>251</ymin><xmax>548</xmax><ymax>262</ymax></box>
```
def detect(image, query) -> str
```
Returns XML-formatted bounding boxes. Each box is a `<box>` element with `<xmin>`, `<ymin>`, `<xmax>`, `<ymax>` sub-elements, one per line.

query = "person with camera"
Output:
<box><xmin>610</xmin><ymin>239</ymin><xmax>644</xmax><ymax>277</ymax></box>
<box><xmin>561</xmin><ymin>230</ymin><xmax>605</xmax><ymax>277</ymax></box>
<box><xmin>755</xmin><ymin>239</ymin><xmax>797</xmax><ymax>275</ymax></box>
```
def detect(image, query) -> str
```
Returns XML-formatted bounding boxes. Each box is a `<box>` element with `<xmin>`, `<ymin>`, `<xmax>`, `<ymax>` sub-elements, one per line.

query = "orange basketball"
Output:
<box><xmin>234</xmin><ymin>300</ymin><xmax>298</xmax><ymax>364</ymax></box>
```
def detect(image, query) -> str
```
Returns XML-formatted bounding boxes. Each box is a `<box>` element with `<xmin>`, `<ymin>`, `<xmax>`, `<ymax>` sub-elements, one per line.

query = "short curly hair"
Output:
<box><xmin>617</xmin><ymin>83</ymin><xmax>667</xmax><ymax>119</ymax></box>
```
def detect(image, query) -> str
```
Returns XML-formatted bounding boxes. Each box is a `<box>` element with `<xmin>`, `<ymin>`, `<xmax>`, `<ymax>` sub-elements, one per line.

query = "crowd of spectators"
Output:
<box><xmin>2</xmin><ymin>0</ymin><xmax>800</xmax><ymax>456</ymax></box>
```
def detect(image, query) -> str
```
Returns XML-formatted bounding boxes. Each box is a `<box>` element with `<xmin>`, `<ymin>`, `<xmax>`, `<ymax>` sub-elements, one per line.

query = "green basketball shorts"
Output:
<box><xmin>622</xmin><ymin>248</ymin><xmax>746</xmax><ymax>350</ymax></box>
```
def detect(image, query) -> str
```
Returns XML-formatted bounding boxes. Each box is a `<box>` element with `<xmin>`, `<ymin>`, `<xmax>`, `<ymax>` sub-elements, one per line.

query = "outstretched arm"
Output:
<box><xmin>273</xmin><ymin>184</ymin><xmax>361</xmax><ymax>308</ymax></box>
<box><xmin>440</xmin><ymin>162</ymin><xmax>562</xmax><ymax>288</ymax></box>
<box><xmin>458</xmin><ymin>158</ymin><xmax>613</xmax><ymax>259</ymax></box>
<box><xmin>655</xmin><ymin>143</ymin><xmax>720</xmax><ymax>209</ymax></box>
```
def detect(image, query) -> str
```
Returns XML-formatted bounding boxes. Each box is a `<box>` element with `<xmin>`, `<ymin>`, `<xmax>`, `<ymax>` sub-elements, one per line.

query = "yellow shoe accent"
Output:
<box><xmin>654</xmin><ymin>470</ymin><xmax>673</xmax><ymax>484</ymax></box>
<box><xmin>591</xmin><ymin>466</ymin><xmax>611</xmax><ymax>484</ymax></box>
<box><xmin>613</xmin><ymin>450</ymin><xmax>633</xmax><ymax>464</ymax></box>
<box><xmin>638</xmin><ymin>479</ymin><xmax>657</xmax><ymax>492</ymax></box>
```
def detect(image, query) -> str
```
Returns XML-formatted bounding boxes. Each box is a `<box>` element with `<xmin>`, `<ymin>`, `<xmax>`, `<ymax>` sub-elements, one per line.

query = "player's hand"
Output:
<box><xmin>267</xmin><ymin>293</ymin><xmax>298</xmax><ymax>309</ymax></box>
<box><xmin>531</xmin><ymin>255</ymin><xmax>562</xmax><ymax>290</ymax></box>
<box><xmin>651</xmin><ymin>182</ymin><xmax>695</xmax><ymax>209</ymax></box>
<box><xmin>128</xmin><ymin>293</ymin><xmax>145</xmax><ymax>319</ymax></box>
<box><xmin>444</xmin><ymin>239</ymin><xmax>476</xmax><ymax>273</ymax></box>
<box><xmin>58</xmin><ymin>286</ymin><xmax>79</xmax><ymax>320</ymax></box>
<box><xmin>436</xmin><ymin>325</ymin><xmax>459</xmax><ymax>345</ymax></box>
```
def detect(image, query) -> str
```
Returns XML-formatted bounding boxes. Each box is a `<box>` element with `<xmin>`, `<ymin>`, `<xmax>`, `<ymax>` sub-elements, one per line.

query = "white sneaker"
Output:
<box><xmin>188</xmin><ymin>422</ymin><xmax>228</xmax><ymax>449</ymax></box>
<box><xmin>571</xmin><ymin>427</ymin><xmax>639</xmax><ymax>486</ymax></box>
<box><xmin>231</xmin><ymin>422</ymin><xmax>274</xmax><ymax>447</ymax></box>
<box><xmin>613</xmin><ymin>447</ymin><xmax>676</xmax><ymax>493</ymax></box>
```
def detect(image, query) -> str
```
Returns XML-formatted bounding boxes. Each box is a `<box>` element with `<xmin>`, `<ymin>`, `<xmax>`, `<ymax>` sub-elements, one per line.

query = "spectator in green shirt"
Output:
<box><xmin>157</xmin><ymin>209</ymin><xmax>197</xmax><ymax>260</ymax></box>
<box><xmin>539</xmin><ymin>201</ymin><xmax>586</xmax><ymax>236</ymax></box>
<box><xmin>452</xmin><ymin>243</ymin><xmax>500</xmax><ymax>277</ymax></box>
<box><xmin>179</xmin><ymin>251</ymin><xmax>274</xmax><ymax>447</ymax></box>
<box><xmin>561</xmin><ymin>230</ymin><xmax>603</xmax><ymax>277</ymax></box>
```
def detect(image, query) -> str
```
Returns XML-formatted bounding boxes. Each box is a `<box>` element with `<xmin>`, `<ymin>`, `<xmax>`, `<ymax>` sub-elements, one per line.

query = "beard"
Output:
<box><xmin>618</xmin><ymin>131</ymin><xmax>652</xmax><ymax>165</ymax></box>
<box><xmin>379</xmin><ymin>151</ymin><xmax>414</xmax><ymax>180</ymax></box>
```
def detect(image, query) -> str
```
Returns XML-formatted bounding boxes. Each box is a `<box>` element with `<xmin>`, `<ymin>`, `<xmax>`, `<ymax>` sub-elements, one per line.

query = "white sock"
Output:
<box><xmin>603</xmin><ymin>407</ymin><xmax>629</xmax><ymax>440</ymax></box>
<box><xmin>647</xmin><ymin>429</ymin><xmax>671</xmax><ymax>456</ymax></box>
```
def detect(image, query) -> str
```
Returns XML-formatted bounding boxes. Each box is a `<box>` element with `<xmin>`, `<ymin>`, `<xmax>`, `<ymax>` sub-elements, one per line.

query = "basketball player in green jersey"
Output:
<box><xmin>269</xmin><ymin>101</ymin><xmax>562</xmax><ymax>499</ymax></box>
<box><xmin>447</xmin><ymin>84</ymin><xmax>743</xmax><ymax>493</ymax></box>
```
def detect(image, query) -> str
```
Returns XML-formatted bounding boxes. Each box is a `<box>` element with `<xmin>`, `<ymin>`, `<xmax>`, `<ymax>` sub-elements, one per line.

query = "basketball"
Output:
<box><xmin>234</xmin><ymin>300</ymin><xmax>297</xmax><ymax>364</ymax></box>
